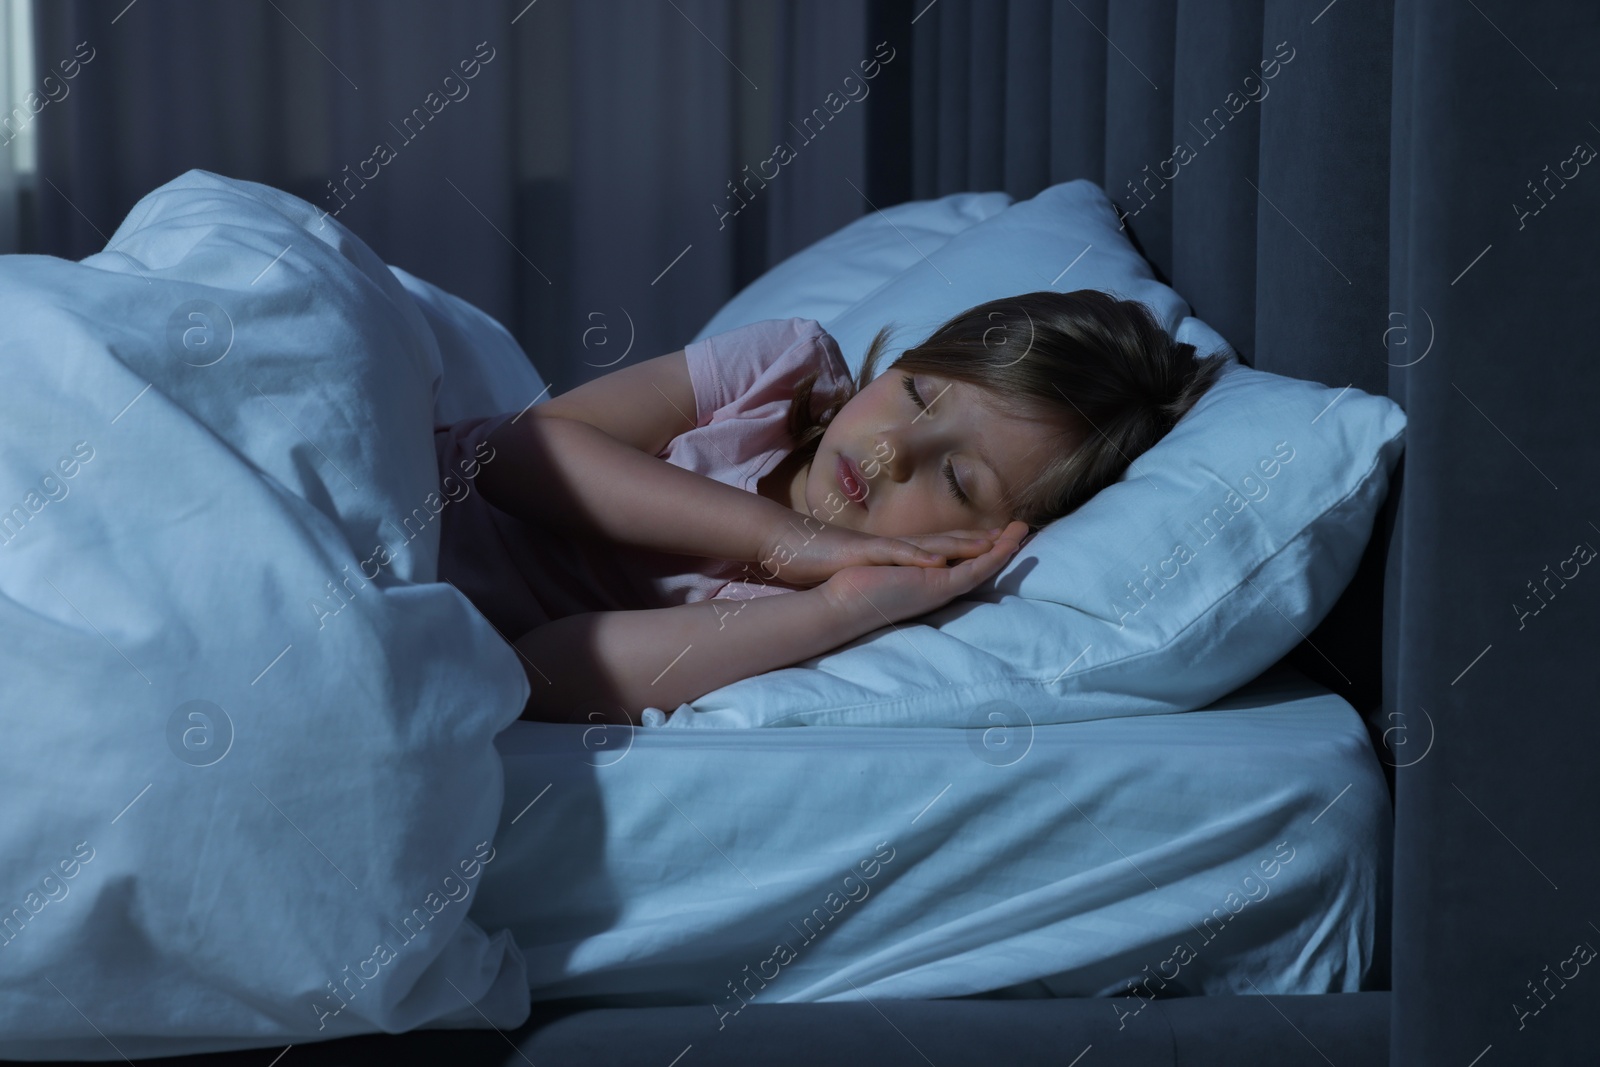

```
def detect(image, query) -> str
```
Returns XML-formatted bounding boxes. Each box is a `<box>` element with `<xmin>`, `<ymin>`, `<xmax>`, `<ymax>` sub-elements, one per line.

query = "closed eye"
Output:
<box><xmin>943</xmin><ymin>461</ymin><xmax>971</xmax><ymax>505</ymax></box>
<box><xmin>902</xmin><ymin>375</ymin><xmax>972</xmax><ymax>506</ymax></box>
<box><xmin>901</xmin><ymin>374</ymin><xmax>925</xmax><ymax>410</ymax></box>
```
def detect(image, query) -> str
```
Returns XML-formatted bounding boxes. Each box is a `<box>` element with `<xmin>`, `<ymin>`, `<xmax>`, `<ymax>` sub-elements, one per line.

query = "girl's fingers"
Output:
<box><xmin>890</xmin><ymin>539</ymin><xmax>944</xmax><ymax>565</ymax></box>
<box><xmin>952</xmin><ymin>531</ymin><xmax>1022</xmax><ymax>585</ymax></box>
<box><xmin>919</xmin><ymin>540</ymin><xmax>989</xmax><ymax>560</ymax></box>
<box><xmin>887</xmin><ymin>523</ymin><xmax>1026</xmax><ymax>568</ymax></box>
<box><xmin>904</xmin><ymin>532</ymin><xmax>999</xmax><ymax>555</ymax></box>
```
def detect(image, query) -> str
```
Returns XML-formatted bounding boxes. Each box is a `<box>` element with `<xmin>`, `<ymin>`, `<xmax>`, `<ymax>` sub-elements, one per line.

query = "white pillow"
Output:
<box><xmin>693</xmin><ymin>191</ymin><xmax>1012</xmax><ymax>349</ymax></box>
<box><xmin>822</xmin><ymin>182</ymin><xmax>1235</xmax><ymax>377</ymax></box>
<box><xmin>647</xmin><ymin>180</ymin><xmax>1406</xmax><ymax>728</ymax></box>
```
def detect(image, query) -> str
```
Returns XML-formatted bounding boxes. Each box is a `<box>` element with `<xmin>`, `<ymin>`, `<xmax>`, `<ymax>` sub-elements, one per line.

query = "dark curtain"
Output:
<box><xmin>28</xmin><ymin>0</ymin><xmax>1600</xmax><ymax>1061</ymax></box>
<box><xmin>30</xmin><ymin>0</ymin><xmax>871</xmax><ymax>395</ymax></box>
<box><xmin>869</xmin><ymin>1</ymin><xmax>1600</xmax><ymax>1063</ymax></box>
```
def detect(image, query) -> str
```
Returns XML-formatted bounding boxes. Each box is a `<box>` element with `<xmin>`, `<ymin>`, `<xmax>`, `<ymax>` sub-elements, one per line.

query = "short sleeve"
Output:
<box><xmin>683</xmin><ymin>317</ymin><xmax>853</xmax><ymax>429</ymax></box>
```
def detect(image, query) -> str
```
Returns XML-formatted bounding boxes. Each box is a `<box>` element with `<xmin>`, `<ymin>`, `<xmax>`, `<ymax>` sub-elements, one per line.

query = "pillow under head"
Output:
<box><xmin>649</xmin><ymin>180</ymin><xmax>1404</xmax><ymax>728</ymax></box>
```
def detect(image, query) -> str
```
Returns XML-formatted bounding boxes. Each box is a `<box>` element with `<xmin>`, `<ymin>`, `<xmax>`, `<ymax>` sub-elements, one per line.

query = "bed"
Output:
<box><xmin>479</xmin><ymin>660</ymin><xmax>1389</xmax><ymax>1008</ymax></box>
<box><xmin>0</xmin><ymin>165</ymin><xmax>1398</xmax><ymax>1063</ymax></box>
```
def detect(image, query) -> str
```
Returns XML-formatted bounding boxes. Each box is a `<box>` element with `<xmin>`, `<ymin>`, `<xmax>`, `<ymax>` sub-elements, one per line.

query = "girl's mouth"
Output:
<box><xmin>836</xmin><ymin>454</ymin><xmax>869</xmax><ymax>508</ymax></box>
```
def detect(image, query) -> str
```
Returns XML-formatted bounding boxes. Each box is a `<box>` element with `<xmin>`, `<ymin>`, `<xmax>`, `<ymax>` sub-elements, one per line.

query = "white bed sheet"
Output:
<box><xmin>468</xmin><ymin>663</ymin><xmax>1389</xmax><ymax>1012</ymax></box>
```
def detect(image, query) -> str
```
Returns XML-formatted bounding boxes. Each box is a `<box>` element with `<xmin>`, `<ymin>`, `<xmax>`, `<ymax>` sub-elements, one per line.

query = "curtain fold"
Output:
<box><xmin>896</xmin><ymin>0</ymin><xmax>1396</xmax><ymax>382</ymax></box>
<box><xmin>0</xmin><ymin>0</ymin><xmax>36</xmax><ymax>253</ymax></box>
<box><xmin>29</xmin><ymin>0</ymin><xmax>872</xmax><ymax>395</ymax></box>
<box><xmin>1254</xmin><ymin>0</ymin><xmax>1392</xmax><ymax>395</ymax></box>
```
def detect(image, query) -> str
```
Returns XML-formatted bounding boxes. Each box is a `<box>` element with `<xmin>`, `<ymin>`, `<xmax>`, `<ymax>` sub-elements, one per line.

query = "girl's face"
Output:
<box><xmin>798</xmin><ymin>367</ymin><xmax>1071</xmax><ymax>537</ymax></box>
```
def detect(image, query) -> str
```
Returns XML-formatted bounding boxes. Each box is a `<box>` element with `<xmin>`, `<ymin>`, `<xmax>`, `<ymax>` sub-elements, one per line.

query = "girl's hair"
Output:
<box><xmin>784</xmin><ymin>289</ymin><xmax>1232</xmax><ymax>532</ymax></box>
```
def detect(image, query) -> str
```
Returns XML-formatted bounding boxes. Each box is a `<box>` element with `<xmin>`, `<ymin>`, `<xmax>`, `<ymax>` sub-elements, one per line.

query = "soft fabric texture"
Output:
<box><xmin>476</xmin><ymin>664</ymin><xmax>1388</xmax><ymax>1003</ymax></box>
<box><xmin>434</xmin><ymin>317</ymin><xmax>851</xmax><ymax>639</ymax></box>
<box><xmin>644</xmin><ymin>179</ymin><xmax>1406</xmax><ymax>729</ymax></box>
<box><xmin>820</xmin><ymin>183</ymin><xmax>1236</xmax><ymax>379</ymax></box>
<box><xmin>0</xmin><ymin>170</ymin><xmax>531</xmax><ymax>1058</ymax></box>
<box><xmin>693</xmin><ymin>191</ymin><xmax>1012</xmax><ymax>353</ymax></box>
<box><xmin>694</xmin><ymin>183</ymin><xmax>1230</xmax><ymax>374</ymax></box>
<box><xmin>389</xmin><ymin>263</ymin><xmax>550</xmax><ymax>427</ymax></box>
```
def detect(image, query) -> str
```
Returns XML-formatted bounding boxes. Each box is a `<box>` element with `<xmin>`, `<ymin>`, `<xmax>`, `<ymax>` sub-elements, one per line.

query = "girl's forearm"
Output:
<box><xmin>477</xmin><ymin>412</ymin><xmax>796</xmax><ymax>564</ymax></box>
<box><xmin>512</xmin><ymin>588</ymin><xmax>882</xmax><ymax>725</ymax></box>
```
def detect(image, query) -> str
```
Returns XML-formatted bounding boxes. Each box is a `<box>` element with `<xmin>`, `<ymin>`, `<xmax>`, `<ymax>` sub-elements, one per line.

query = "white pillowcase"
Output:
<box><xmin>823</xmin><ymin>183</ymin><xmax>1235</xmax><ymax>378</ymax></box>
<box><xmin>692</xmin><ymin>191</ymin><xmax>1012</xmax><ymax>347</ymax></box>
<box><xmin>646</xmin><ymin>180</ymin><xmax>1406</xmax><ymax>728</ymax></box>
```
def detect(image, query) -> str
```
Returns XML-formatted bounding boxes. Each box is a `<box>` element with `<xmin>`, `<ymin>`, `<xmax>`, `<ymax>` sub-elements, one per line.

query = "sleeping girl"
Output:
<box><xmin>432</xmin><ymin>288</ymin><xmax>1229</xmax><ymax>725</ymax></box>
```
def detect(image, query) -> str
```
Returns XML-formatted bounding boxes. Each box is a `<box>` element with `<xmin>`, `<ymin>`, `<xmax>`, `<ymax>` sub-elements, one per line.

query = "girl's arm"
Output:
<box><xmin>477</xmin><ymin>411</ymin><xmax>974</xmax><ymax>582</ymax></box>
<box><xmin>511</xmin><ymin>522</ymin><xmax>1027</xmax><ymax>725</ymax></box>
<box><xmin>478</xmin><ymin>411</ymin><xmax>793</xmax><ymax>568</ymax></box>
<box><xmin>512</xmin><ymin>586</ymin><xmax>884</xmax><ymax>725</ymax></box>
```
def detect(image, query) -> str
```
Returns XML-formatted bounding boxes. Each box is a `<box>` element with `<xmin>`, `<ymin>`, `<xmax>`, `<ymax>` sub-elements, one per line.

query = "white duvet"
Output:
<box><xmin>0</xmin><ymin>170</ymin><xmax>533</xmax><ymax>1059</ymax></box>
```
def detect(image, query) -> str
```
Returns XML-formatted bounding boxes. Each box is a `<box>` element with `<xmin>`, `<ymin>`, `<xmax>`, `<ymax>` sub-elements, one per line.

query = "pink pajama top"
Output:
<box><xmin>432</xmin><ymin>317</ymin><xmax>856</xmax><ymax>639</ymax></box>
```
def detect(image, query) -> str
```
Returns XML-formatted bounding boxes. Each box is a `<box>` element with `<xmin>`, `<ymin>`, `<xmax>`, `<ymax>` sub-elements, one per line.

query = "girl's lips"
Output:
<box><xmin>836</xmin><ymin>454</ymin><xmax>869</xmax><ymax>507</ymax></box>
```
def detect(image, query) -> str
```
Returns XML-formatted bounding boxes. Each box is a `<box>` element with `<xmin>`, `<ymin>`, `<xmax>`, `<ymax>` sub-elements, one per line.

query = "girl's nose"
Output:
<box><xmin>874</xmin><ymin>438</ymin><xmax>910</xmax><ymax>483</ymax></box>
<box><xmin>876</xmin><ymin>435</ymin><xmax>928</xmax><ymax>486</ymax></box>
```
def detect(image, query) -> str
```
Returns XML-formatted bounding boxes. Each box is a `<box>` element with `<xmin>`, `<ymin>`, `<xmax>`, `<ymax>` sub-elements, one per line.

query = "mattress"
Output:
<box><xmin>468</xmin><ymin>662</ymin><xmax>1390</xmax><ymax>1011</ymax></box>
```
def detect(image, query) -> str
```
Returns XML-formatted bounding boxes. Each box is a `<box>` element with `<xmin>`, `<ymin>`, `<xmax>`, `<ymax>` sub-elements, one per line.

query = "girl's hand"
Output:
<box><xmin>817</xmin><ymin>521</ymin><xmax>1029</xmax><ymax>625</ymax></box>
<box><xmin>756</xmin><ymin>518</ymin><xmax>1004</xmax><ymax>588</ymax></box>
